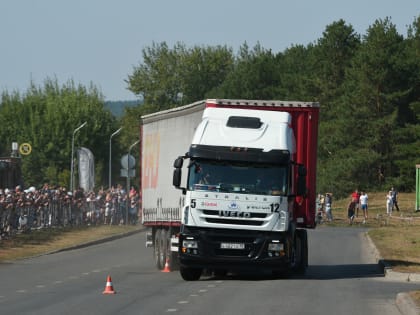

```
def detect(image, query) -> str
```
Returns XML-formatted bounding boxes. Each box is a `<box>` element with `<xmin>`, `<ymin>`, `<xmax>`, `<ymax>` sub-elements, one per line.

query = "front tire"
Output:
<box><xmin>180</xmin><ymin>267</ymin><xmax>202</xmax><ymax>281</ymax></box>
<box><xmin>294</xmin><ymin>229</ymin><xmax>308</xmax><ymax>274</ymax></box>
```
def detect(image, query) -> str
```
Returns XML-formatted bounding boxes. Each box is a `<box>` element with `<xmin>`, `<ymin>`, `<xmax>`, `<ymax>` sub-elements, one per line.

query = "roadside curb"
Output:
<box><xmin>364</xmin><ymin>232</ymin><xmax>420</xmax><ymax>315</ymax></box>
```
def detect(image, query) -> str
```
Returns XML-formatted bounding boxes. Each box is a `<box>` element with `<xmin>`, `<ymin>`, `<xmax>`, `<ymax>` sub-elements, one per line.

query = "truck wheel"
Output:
<box><xmin>160</xmin><ymin>228</ymin><xmax>168</xmax><ymax>268</ymax></box>
<box><xmin>180</xmin><ymin>267</ymin><xmax>202</xmax><ymax>281</ymax></box>
<box><xmin>154</xmin><ymin>229</ymin><xmax>164</xmax><ymax>270</ymax></box>
<box><xmin>295</xmin><ymin>229</ymin><xmax>308</xmax><ymax>274</ymax></box>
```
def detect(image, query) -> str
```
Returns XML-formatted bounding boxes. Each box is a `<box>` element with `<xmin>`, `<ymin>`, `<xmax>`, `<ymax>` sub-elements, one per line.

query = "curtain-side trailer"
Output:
<box><xmin>141</xmin><ymin>99</ymin><xmax>319</xmax><ymax>280</ymax></box>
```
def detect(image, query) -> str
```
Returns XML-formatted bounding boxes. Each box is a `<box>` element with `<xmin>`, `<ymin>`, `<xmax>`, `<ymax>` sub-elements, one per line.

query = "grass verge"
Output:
<box><xmin>0</xmin><ymin>224</ymin><xmax>142</xmax><ymax>262</ymax></box>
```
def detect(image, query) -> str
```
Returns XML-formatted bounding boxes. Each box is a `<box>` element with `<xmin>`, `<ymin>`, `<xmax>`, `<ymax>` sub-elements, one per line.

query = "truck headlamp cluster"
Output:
<box><xmin>182</xmin><ymin>239</ymin><xmax>199</xmax><ymax>255</ymax></box>
<box><xmin>267</xmin><ymin>241</ymin><xmax>285</xmax><ymax>257</ymax></box>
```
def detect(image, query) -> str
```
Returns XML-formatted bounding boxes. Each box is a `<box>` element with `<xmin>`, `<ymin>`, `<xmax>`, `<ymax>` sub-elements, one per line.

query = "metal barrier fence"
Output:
<box><xmin>0</xmin><ymin>189</ymin><xmax>140</xmax><ymax>240</ymax></box>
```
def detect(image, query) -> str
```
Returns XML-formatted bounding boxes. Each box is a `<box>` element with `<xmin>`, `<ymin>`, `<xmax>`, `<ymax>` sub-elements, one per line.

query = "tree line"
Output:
<box><xmin>1</xmin><ymin>17</ymin><xmax>419</xmax><ymax>197</ymax></box>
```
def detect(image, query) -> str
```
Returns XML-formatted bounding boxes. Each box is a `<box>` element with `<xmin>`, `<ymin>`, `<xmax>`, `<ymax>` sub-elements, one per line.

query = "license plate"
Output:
<box><xmin>220</xmin><ymin>242</ymin><xmax>245</xmax><ymax>250</ymax></box>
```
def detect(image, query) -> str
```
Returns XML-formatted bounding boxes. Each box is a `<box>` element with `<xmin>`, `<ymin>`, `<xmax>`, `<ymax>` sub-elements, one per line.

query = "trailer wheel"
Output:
<box><xmin>154</xmin><ymin>228</ymin><xmax>165</xmax><ymax>270</ymax></box>
<box><xmin>160</xmin><ymin>228</ymin><xmax>168</xmax><ymax>268</ymax></box>
<box><xmin>180</xmin><ymin>267</ymin><xmax>202</xmax><ymax>281</ymax></box>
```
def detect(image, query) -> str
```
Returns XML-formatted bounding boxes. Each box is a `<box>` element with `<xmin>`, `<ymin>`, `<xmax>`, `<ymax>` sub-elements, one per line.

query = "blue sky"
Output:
<box><xmin>1</xmin><ymin>0</ymin><xmax>419</xmax><ymax>101</ymax></box>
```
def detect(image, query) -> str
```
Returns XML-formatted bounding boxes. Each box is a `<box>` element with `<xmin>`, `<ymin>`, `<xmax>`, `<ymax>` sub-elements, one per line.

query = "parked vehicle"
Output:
<box><xmin>140</xmin><ymin>99</ymin><xmax>320</xmax><ymax>280</ymax></box>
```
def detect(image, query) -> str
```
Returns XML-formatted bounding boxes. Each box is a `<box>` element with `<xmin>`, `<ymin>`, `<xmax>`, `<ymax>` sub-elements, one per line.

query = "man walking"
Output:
<box><xmin>390</xmin><ymin>187</ymin><xmax>400</xmax><ymax>212</ymax></box>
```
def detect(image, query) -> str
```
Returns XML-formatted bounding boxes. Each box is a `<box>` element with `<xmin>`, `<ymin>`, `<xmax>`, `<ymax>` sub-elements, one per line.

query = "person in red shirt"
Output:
<box><xmin>351</xmin><ymin>189</ymin><xmax>361</xmax><ymax>217</ymax></box>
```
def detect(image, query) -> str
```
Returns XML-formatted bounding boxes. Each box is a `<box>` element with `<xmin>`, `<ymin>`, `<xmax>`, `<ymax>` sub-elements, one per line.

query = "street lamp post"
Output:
<box><xmin>70</xmin><ymin>122</ymin><xmax>87</xmax><ymax>193</ymax></box>
<box><xmin>108</xmin><ymin>127</ymin><xmax>123</xmax><ymax>189</ymax></box>
<box><xmin>126</xmin><ymin>140</ymin><xmax>139</xmax><ymax>225</ymax></box>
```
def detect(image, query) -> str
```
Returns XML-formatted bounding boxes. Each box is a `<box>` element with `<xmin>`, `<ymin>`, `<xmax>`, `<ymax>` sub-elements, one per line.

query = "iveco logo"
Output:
<box><xmin>218</xmin><ymin>210</ymin><xmax>251</xmax><ymax>218</ymax></box>
<box><xmin>228</xmin><ymin>202</ymin><xmax>239</xmax><ymax>210</ymax></box>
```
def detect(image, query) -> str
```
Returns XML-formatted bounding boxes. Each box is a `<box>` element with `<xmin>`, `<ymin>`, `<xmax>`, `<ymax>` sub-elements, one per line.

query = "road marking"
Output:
<box><xmin>16</xmin><ymin>289</ymin><xmax>26</xmax><ymax>293</ymax></box>
<box><xmin>177</xmin><ymin>300</ymin><xmax>189</xmax><ymax>304</ymax></box>
<box><xmin>36</xmin><ymin>285</ymin><xmax>45</xmax><ymax>288</ymax></box>
<box><xmin>166</xmin><ymin>309</ymin><xmax>178</xmax><ymax>312</ymax></box>
<box><xmin>198</xmin><ymin>289</ymin><xmax>207</xmax><ymax>293</ymax></box>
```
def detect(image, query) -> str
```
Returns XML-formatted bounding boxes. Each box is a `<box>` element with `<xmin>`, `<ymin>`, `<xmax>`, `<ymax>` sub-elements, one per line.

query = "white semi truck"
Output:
<box><xmin>140</xmin><ymin>99</ymin><xmax>319</xmax><ymax>280</ymax></box>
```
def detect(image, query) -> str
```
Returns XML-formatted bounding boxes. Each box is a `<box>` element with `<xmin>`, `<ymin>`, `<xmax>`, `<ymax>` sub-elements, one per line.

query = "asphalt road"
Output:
<box><xmin>0</xmin><ymin>227</ymin><xmax>418</xmax><ymax>315</ymax></box>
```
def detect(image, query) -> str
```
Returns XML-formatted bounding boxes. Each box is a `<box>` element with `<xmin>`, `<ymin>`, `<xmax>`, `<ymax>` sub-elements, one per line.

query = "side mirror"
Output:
<box><xmin>173</xmin><ymin>168</ymin><xmax>182</xmax><ymax>188</ymax></box>
<box><xmin>173</xmin><ymin>157</ymin><xmax>184</xmax><ymax>168</ymax></box>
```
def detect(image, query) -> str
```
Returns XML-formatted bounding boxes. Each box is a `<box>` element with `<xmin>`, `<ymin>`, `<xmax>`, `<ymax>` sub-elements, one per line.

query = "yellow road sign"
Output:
<box><xmin>19</xmin><ymin>143</ymin><xmax>32</xmax><ymax>155</ymax></box>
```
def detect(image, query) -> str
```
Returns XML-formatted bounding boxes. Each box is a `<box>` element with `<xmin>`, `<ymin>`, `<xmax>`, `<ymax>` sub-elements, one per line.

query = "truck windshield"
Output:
<box><xmin>187</xmin><ymin>160</ymin><xmax>288</xmax><ymax>196</ymax></box>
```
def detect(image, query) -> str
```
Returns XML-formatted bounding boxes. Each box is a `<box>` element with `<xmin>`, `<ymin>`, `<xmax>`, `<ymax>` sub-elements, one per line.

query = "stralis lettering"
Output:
<box><xmin>218</xmin><ymin>210</ymin><xmax>251</xmax><ymax>218</ymax></box>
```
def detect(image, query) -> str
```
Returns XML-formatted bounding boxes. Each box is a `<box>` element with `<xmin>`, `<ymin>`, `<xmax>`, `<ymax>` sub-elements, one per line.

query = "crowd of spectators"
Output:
<box><xmin>0</xmin><ymin>183</ymin><xmax>140</xmax><ymax>239</ymax></box>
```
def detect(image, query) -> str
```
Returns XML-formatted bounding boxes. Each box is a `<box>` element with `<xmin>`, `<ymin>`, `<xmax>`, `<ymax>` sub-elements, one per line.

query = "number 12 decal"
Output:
<box><xmin>270</xmin><ymin>203</ymin><xmax>280</xmax><ymax>213</ymax></box>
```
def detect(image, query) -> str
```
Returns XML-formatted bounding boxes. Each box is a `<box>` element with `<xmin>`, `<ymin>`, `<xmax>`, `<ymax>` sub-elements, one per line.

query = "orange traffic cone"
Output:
<box><xmin>102</xmin><ymin>275</ymin><xmax>116</xmax><ymax>294</ymax></box>
<box><xmin>162</xmin><ymin>258</ymin><xmax>171</xmax><ymax>273</ymax></box>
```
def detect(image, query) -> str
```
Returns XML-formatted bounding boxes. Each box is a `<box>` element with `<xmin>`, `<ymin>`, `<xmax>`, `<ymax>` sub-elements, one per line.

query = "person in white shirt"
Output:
<box><xmin>386</xmin><ymin>191</ymin><xmax>394</xmax><ymax>216</ymax></box>
<box><xmin>359</xmin><ymin>192</ymin><xmax>368</xmax><ymax>223</ymax></box>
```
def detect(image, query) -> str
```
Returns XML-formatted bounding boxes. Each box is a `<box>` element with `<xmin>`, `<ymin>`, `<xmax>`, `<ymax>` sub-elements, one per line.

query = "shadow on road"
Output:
<box><xmin>305</xmin><ymin>263</ymin><xmax>384</xmax><ymax>280</ymax></box>
<box><xmin>204</xmin><ymin>263</ymin><xmax>384</xmax><ymax>281</ymax></box>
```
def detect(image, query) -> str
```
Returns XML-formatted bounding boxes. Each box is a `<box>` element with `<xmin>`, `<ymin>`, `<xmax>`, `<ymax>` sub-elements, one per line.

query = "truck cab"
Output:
<box><xmin>172</xmin><ymin>100</ymin><xmax>318</xmax><ymax>280</ymax></box>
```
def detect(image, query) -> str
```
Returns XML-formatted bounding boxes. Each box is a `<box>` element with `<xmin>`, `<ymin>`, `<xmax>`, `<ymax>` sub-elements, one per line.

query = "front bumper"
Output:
<box><xmin>179</xmin><ymin>226</ymin><xmax>291</xmax><ymax>271</ymax></box>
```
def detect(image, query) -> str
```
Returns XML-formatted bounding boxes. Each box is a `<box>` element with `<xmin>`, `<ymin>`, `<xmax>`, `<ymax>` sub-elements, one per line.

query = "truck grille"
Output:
<box><xmin>202</xmin><ymin>209</ymin><xmax>268</xmax><ymax>226</ymax></box>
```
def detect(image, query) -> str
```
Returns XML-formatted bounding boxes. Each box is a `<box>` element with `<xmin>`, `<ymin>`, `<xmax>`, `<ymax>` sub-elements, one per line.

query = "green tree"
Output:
<box><xmin>317</xmin><ymin>17</ymin><xmax>419</xmax><ymax>196</ymax></box>
<box><xmin>0</xmin><ymin>78</ymin><xmax>117</xmax><ymax>189</ymax></box>
<box><xmin>314</xmin><ymin>19</ymin><xmax>360</xmax><ymax>115</ymax></box>
<box><xmin>127</xmin><ymin>42</ymin><xmax>234</xmax><ymax>109</ymax></box>
<box><xmin>209</xmin><ymin>42</ymin><xmax>282</xmax><ymax>99</ymax></box>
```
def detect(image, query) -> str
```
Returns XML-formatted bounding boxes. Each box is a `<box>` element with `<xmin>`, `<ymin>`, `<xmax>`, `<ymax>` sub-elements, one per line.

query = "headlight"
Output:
<box><xmin>267</xmin><ymin>240</ymin><xmax>285</xmax><ymax>257</ymax></box>
<box><xmin>268</xmin><ymin>242</ymin><xmax>284</xmax><ymax>251</ymax></box>
<box><xmin>181</xmin><ymin>238</ymin><xmax>199</xmax><ymax>254</ymax></box>
<box><xmin>182</xmin><ymin>240</ymin><xmax>198</xmax><ymax>249</ymax></box>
